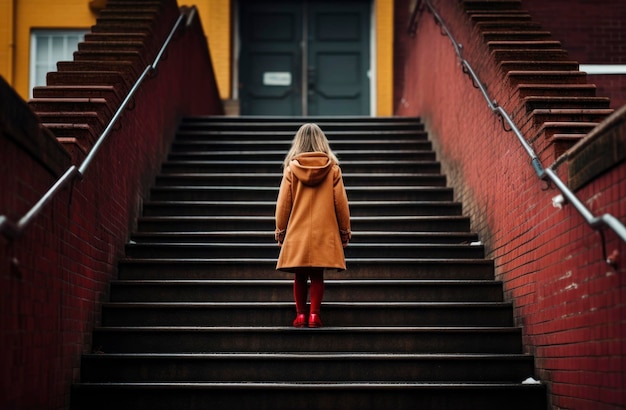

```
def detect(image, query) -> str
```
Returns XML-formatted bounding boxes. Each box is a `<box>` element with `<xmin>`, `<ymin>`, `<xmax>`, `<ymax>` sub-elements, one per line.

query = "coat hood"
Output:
<box><xmin>289</xmin><ymin>152</ymin><xmax>334</xmax><ymax>186</ymax></box>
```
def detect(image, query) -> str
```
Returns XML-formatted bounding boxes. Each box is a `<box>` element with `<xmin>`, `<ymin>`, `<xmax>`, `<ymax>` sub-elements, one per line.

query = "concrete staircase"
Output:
<box><xmin>70</xmin><ymin>117</ymin><xmax>547</xmax><ymax>409</ymax></box>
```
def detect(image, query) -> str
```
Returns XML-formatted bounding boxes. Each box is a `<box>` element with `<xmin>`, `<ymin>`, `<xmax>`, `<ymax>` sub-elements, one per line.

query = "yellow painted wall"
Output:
<box><xmin>191</xmin><ymin>0</ymin><xmax>231</xmax><ymax>100</ymax></box>
<box><xmin>375</xmin><ymin>0</ymin><xmax>393</xmax><ymax>116</ymax></box>
<box><xmin>0</xmin><ymin>0</ymin><xmax>16</xmax><ymax>85</ymax></box>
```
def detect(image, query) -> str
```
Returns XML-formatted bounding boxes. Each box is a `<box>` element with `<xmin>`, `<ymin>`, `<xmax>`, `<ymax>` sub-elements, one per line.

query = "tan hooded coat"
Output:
<box><xmin>275</xmin><ymin>152</ymin><xmax>351</xmax><ymax>273</ymax></box>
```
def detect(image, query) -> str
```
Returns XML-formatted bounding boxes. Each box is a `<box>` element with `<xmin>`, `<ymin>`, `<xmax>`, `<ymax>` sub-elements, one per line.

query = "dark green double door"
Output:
<box><xmin>239</xmin><ymin>0</ymin><xmax>371</xmax><ymax>116</ymax></box>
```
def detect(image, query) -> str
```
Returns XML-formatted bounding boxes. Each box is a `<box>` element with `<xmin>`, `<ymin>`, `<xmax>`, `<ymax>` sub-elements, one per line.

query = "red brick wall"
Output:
<box><xmin>395</xmin><ymin>1</ymin><xmax>626</xmax><ymax>408</ymax></box>
<box><xmin>522</xmin><ymin>0</ymin><xmax>626</xmax><ymax>109</ymax></box>
<box><xmin>0</xmin><ymin>8</ymin><xmax>222</xmax><ymax>410</ymax></box>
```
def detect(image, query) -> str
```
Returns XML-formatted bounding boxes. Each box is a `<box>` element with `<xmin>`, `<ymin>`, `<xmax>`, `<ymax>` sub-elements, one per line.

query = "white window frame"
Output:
<box><xmin>29</xmin><ymin>29</ymin><xmax>87</xmax><ymax>97</ymax></box>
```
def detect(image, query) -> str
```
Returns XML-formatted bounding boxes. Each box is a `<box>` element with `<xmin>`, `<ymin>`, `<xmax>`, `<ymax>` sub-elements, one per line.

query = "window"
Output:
<box><xmin>29</xmin><ymin>30</ymin><xmax>87</xmax><ymax>97</ymax></box>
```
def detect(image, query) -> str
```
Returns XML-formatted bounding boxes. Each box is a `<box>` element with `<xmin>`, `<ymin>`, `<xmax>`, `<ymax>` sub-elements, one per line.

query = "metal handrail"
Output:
<box><xmin>0</xmin><ymin>9</ymin><xmax>192</xmax><ymax>240</ymax></box>
<box><xmin>412</xmin><ymin>0</ymin><xmax>626</xmax><ymax>265</ymax></box>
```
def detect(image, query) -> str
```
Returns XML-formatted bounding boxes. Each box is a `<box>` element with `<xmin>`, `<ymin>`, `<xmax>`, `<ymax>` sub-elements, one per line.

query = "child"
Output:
<box><xmin>275</xmin><ymin>123</ymin><xmax>351</xmax><ymax>328</ymax></box>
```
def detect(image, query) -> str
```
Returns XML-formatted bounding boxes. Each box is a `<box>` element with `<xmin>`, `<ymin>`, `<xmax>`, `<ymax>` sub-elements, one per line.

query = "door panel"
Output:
<box><xmin>246</xmin><ymin>52</ymin><xmax>298</xmax><ymax>115</ymax></box>
<box><xmin>239</xmin><ymin>2</ymin><xmax>302</xmax><ymax>115</ymax></box>
<box><xmin>239</xmin><ymin>0</ymin><xmax>370</xmax><ymax>116</ymax></box>
<box><xmin>307</xmin><ymin>1</ymin><xmax>370</xmax><ymax>116</ymax></box>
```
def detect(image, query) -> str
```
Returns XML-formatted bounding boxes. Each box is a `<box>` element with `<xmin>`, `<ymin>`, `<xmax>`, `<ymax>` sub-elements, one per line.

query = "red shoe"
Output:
<box><xmin>293</xmin><ymin>314</ymin><xmax>307</xmax><ymax>328</ymax></box>
<box><xmin>308</xmin><ymin>313</ymin><xmax>323</xmax><ymax>328</ymax></box>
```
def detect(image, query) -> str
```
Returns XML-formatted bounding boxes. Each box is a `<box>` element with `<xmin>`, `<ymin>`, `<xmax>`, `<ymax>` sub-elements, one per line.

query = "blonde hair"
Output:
<box><xmin>283</xmin><ymin>123</ymin><xmax>339</xmax><ymax>168</ymax></box>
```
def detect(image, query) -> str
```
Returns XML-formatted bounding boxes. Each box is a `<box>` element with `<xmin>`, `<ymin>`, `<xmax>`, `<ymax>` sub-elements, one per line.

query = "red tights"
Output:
<box><xmin>293</xmin><ymin>269</ymin><xmax>324</xmax><ymax>315</ymax></box>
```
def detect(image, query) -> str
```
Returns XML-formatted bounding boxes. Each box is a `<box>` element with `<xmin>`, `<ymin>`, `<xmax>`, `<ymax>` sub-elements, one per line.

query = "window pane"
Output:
<box><xmin>36</xmin><ymin>36</ymin><xmax>49</xmax><ymax>64</ymax></box>
<box><xmin>30</xmin><ymin>30</ymin><xmax>86</xmax><ymax>96</ymax></box>
<box><xmin>67</xmin><ymin>35</ymin><xmax>81</xmax><ymax>51</ymax></box>
<box><xmin>51</xmin><ymin>36</ymin><xmax>65</xmax><ymax>56</ymax></box>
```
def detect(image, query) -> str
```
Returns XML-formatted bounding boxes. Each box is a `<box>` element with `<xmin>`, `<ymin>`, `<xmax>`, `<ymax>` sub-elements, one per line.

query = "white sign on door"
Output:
<box><xmin>263</xmin><ymin>72</ymin><xmax>292</xmax><ymax>86</ymax></box>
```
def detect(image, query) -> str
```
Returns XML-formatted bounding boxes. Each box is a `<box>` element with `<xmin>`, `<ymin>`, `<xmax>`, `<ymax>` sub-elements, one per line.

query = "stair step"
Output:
<box><xmin>153</xmin><ymin>173</ymin><xmax>447</xmax><ymax>187</ymax></box>
<box><xmin>56</xmin><ymin>60</ymin><xmax>140</xmax><ymax>77</ymax></box>
<box><xmin>507</xmin><ymin>70</ymin><xmax>587</xmax><ymax>86</ymax></box>
<box><xmin>147</xmin><ymin>186</ymin><xmax>454</xmax><ymax>202</ymax></box>
<box><xmin>80</xmin><ymin>352</ymin><xmax>536</xmax><ymax>383</ymax></box>
<box><xmin>140</xmin><ymin>200</ymin><xmax>463</xmax><ymax>217</ymax></box>
<box><xmin>536</xmin><ymin>121</ymin><xmax>599</xmax><ymax>139</ymax></box>
<box><xmin>31</xmin><ymin>85</ymin><xmax>123</xmax><ymax>105</ymax></box>
<box><xmin>523</xmin><ymin>96</ymin><xmax>611</xmax><ymax>111</ymax></box>
<box><xmin>491</xmin><ymin>49</ymin><xmax>569</xmax><ymax>63</ymax></box>
<box><xmin>44</xmin><ymin>123</ymin><xmax>98</xmax><ymax>144</ymax></box>
<box><xmin>475</xmin><ymin>21</ymin><xmax>542</xmax><ymax>32</ymax></box>
<box><xmin>123</xmin><ymin>242</ymin><xmax>485</xmax><ymax>260</ymax></box>
<box><xmin>179</xmin><ymin>116</ymin><xmax>424</xmax><ymax>132</ymax></box>
<box><xmin>46</xmin><ymin>71</ymin><xmax>131</xmax><ymax>89</ymax></box>
<box><xmin>91</xmin><ymin>326</ymin><xmax>523</xmax><ymax>354</ymax></box>
<box><xmin>481</xmin><ymin>30</ymin><xmax>552</xmax><ymax>41</ymax></box>
<box><xmin>78</xmin><ymin>41</ymin><xmax>147</xmax><ymax>54</ymax></box>
<box><xmin>116</xmin><ymin>258</ymin><xmax>496</xmax><ymax>280</ymax></box>
<box><xmin>174</xmin><ymin>129</ymin><xmax>429</xmax><ymax>141</ymax></box>
<box><xmin>35</xmin><ymin>112</ymin><xmax>107</xmax><ymax>131</ymax></box>
<box><xmin>166</xmin><ymin>149</ymin><xmax>438</xmax><ymax>162</ymax></box>
<box><xmin>74</xmin><ymin>49</ymin><xmax>145</xmax><ymax>62</ymax></box>
<box><xmin>487</xmin><ymin>40</ymin><xmax>561</xmax><ymax>50</ymax></box>
<box><xmin>499</xmin><ymin>60</ymin><xmax>579</xmax><ymax>72</ymax></box>
<box><xmin>29</xmin><ymin>97</ymin><xmax>112</xmax><ymax>115</ymax></box>
<box><xmin>135</xmin><ymin>215</ymin><xmax>470</xmax><ymax>232</ymax></box>
<box><xmin>531</xmin><ymin>108</ymin><xmax>613</xmax><ymax>125</ymax></box>
<box><xmin>160</xmin><ymin>159</ymin><xmax>442</xmax><ymax>174</ymax></box>
<box><xmin>71</xmin><ymin>381</ymin><xmax>547</xmax><ymax>410</ymax></box>
<box><xmin>91</xmin><ymin>25</ymin><xmax>153</xmax><ymax>35</ymax></box>
<box><xmin>98</xmin><ymin>9</ymin><xmax>159</xmax><ymax>18</ymax></box>
<box><xmin>169</xmin><ymin>139</ymin><xmax>432</xmax><ymax>152</ymax></box>
<box><xmin>463</xmin><ymin>0</ymin><xmax>524</xmax><ymax>11</ymax></box>
<box><xmin>470</xmin><ymin>14</ymin><xmax>531</xmax><ymax>23</ymax></box>
<box><xmin>130</xmin><ymin>230</ymin><xmax>476</xmax><ymax>244</ymax></box>
<box><xmin>101</xmin><ymin>301</ymin><xmax>513</xmax><ymax>327</ymax></box>
<box><xmin>108</xmin><ymin>280</ymin><xmax>504</xmax><ymax>303</ymax></box>
<box><xmin>516</xmin><ymin>83</ymin><xmax>597</xmax><ymax>98</ymax></box>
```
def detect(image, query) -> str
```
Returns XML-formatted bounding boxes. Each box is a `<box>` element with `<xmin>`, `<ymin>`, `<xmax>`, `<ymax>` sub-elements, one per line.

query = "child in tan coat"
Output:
<box><xmin>275</xmin><ymin>123</ymin><xmax>351</xmax><ymax>328</ymax></box>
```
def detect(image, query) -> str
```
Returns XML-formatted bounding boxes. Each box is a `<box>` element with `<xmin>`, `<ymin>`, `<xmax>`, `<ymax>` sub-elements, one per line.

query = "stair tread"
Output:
<box><xmin>168</xmin><ymin>149</ymin><xmax>435</xmax><ymax>155</ymax></box>
<box><xmin>103</xmin><ymin>301</ymin><xmax>511</xmax><ymax>307</ymax></box>
<box><xmin>164</xmin><ymin>160</ymin><xmax>439</xmax><ymax>164</ymax></box>
<box><xmin>156</xmin><ymin>172</ymin><xmax>443</xmax><ymax>177</ymax></box>
<box><xmin>119</xmin><ymin>257</ymin><xmax>493</xmax><ymax>264</ymax></box>
<box><xmin>137</xmin><ymin>214</ymin><xmax>465</xmax><ymax>220</ymax></box>
<box><xmin>74</xmin><ymin>381</ymin><xmax>544</xmax><ymax>388</ymax></box>
<box><xmin>82</xmin><ymin>352</ymin><xmax>534</xmax><ymax>359</ymax></box>
<box><xmin>174</xmin><ymin>134</ymin><xmax>424</xmax><ymax>139</ymax></box>
<box><xmin>94</xmin><ymin>325</ymin><xmax>520</xmax><ymax>332</ymax></box>
<box><xmin>151</xmin><ymin>185</ymin><xmax>450</xmax><ymax>189</ymax></box>
<box><xmin>110</xmin><ymin>279</ymin><xmax>501</xmax><ymax>285</ymax></box>
<box><xmin>532</xmin><ymin>108</ymin><xmax>613</xmax><ymax>114</ymax></box>
<box><xmin>131</xmin><ymin>229</ymin><xmax>473</xmax><ymax>234</ymax></box>
<box><xmin>125</xmin><ymin>242</ymin><xmax>481</xmax><ymax>248</ymax></box>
